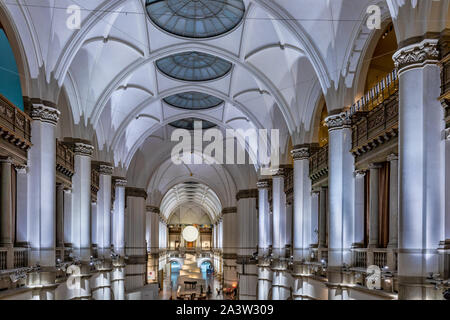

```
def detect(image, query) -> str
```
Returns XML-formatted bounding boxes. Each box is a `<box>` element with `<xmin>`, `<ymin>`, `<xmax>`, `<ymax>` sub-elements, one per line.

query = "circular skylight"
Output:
<box><xmin>156</xmin><ymin>51</ymin><xmax>232</xmax><ymax>82</ymax></box>
<box><xmin>164</xmin><ymin>92</ymin><xmax>224</xmax><ymax>110</ymax></box>
<box><xmin>146</xmin><ymin>0</ymin><xmax>245</xmax><ymax>38</ymax></box>
<box><xmin>169</xmin><ymin>118</ymin><xmax>217</xmax><ymax>130</ymax></box>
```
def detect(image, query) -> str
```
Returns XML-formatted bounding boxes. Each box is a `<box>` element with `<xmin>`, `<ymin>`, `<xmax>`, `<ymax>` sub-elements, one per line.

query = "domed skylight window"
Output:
<box><xmin>164</xmin><ymin>92</ymin><xmax>223</xmax><ymax>110</ymax></box>
<box><xmin>146</xmin><ymin>0</ymin><xmax>245</xmax><ymax>38</ymax></box>
<box><xmin>156</xmin><ymin>51</ymin><xmax>232</xmax><ymax>82</ymax></box>
<box><xmin>169</xmin><ymin>118</ymin><xmax>217</xmax><ymax>130</ymax></box>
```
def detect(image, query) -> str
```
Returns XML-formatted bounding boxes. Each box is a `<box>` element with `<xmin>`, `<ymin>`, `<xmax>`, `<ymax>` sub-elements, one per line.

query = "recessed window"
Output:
<box><xmin>146</xmin><ymin>0</ymin><xmax>245</xmax><ymax>38</ymax></box>
<box><xmin>164</xmin><ymin>92</ymin><xmax>223</xmax><ymax>110</ymax></box>
<box><xmin>169</xmin><ymin>118</ymin><xmax>217</xmax><ymax>130</ymax></box>
<box><xmin>156</xmin><ymin>51</ymin><xmax>232</xmax><ymax>82</ymax></box>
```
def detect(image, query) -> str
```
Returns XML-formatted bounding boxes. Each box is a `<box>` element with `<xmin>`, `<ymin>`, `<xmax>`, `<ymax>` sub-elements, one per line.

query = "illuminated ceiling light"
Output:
<box><xmin>163</xmin><ymin>92</ymin><xmax>224</xmax><ymax>110</ymax></box>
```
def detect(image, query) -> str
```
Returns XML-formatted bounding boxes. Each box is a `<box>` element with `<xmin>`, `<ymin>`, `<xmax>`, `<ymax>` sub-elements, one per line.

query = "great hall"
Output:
<box><xmin>0</xmin><ymin>0</ymin><xmax>449</xmax><ymax>301</ymax></box>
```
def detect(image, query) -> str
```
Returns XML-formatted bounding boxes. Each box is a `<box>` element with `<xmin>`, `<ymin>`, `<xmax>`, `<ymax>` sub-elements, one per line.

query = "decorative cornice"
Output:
<box><xmin>113</xmin><ymin>177</ymin><xmax>127</xmax><ymax>187</ymax></box>
<box><xmin>393</xmin><ymin>39</ymin><xmax>439</xmax><ymax>74</ymax></box>
<box><xmin>222</xmin><ymin>207</ymin><xmax>237</xmax><ymax>215</ymax></box>
<box><xmin>146</xmin><ymin>205</ymin><xmax>160</xmax><ymax>214</ymax></box>
<box><xmin>291</xmin><ymin>145</ymin><xmax>310</xmax><ymax>161</ymax></box>
<box><xmin>236</xmin><ymin>189</ymin><xmax>258</xmax><ymax>201</ymax></box>
<box><xmin>256</xmin><ymin>179</ymin><xmax>271</xmax><ymax>189</ymax></box>
<box><xmin>0</xmin><ymin>156</ymin><xmax>13</xmax><ymax>164</ymax></box>
<box><xmin>126</xmin><ymin>187</ymin><xmax>147</xmax><ymax>199</ymax></box>
<box><xmin>325</xmin><ymin>112</ymin><xmax>351</xmax><ymax>131</ymax></box>
<box><xmin>31</xmin><ymin>104</ymin><xmax>60</xmax><ymax>125</ymax></box>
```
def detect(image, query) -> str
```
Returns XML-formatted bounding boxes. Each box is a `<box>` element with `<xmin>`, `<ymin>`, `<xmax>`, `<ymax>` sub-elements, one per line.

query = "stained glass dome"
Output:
<box><xmin>156</xmin><ymin>51</ymin><xmax>232</xmax><ymax>82</ymax></box>
<box><xmin>164</xmin><ymin>92</ymin><xmax>223</xmax><ymax>110</ymax></box>
<box><xmin>169</xmin><ymin>118</ymin><xmax>217</xmax><ymax>130</ymax></box>
<box><xmin>146</xmin><ymin>0</ymin><xmax>245</xmax><ymax>38</ymax></box>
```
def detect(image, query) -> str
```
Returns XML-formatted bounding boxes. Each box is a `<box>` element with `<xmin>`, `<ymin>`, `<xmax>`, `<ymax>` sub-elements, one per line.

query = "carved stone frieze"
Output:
<box><xmin>393</xmin><ymin>39</ymin><xmax>439</xmax><ymax>74</ymax></box>
<box><xmin>325</xmin><ymin>112</ymin><xmax>351</xmax><ymax>131</ymax></box>
<box><xmin>31</xmin><ymin>104</ymin><xmax>60</xmax><ymax>125</ymax></box>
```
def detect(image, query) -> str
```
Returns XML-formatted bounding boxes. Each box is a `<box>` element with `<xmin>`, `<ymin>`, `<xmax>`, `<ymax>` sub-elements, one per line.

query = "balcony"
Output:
<box><xmin>351</xmin><ymin>247</ymin><xmax>397</xmax><ymax>272</ymax></box>
<box><xmin>0</xmin><ymin>247</ymin><xmax>29</xmax><ymax>270</ymax></box>
<box><xmin>0</xmin><ymin>94</ymin><xmax>32</xmax><ymax>161</ymax></box>
<box><xmin>56</xmin><ymin>140</ymin><xmax>74</xmax><ymax>186</ymax></box>
<box><xmin>309</xmin><ymin>145</ymin><xmax>328</xmax><ymax>186</ymax></box>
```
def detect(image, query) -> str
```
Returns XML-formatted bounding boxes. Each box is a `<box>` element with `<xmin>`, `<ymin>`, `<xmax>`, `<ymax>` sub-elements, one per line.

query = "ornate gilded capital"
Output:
<box><xmin>31</xmin><ymin>104</ymin><xmax>60</xmax><ymax>125</ymax></box>
<box><xmin>393</xmin><ymin>39</ymin><xmax>439</xmax><ymax>74</ymax></box>
<box><xmin>256</xmin><ymin>179</ymin><xmax>271</xmax><ymax>189</ymax></box>
<box><xmin>291</xmin><ymin>145</ymin><xmax>309</xmax><ymax>161</ymax></box>
<box><xmin>98</xmin><ymin>164</ymin><xmax>114</xmax><ymax>176</ymax></box>
<box><xmin>324</xmin><ymin>112</ymin><xmax>351</xmax><ymax>131</ymax></box>
<box><xmin>73</xmin><ymin>142</ymin><xmax>94</xmax><ymax>157</ymax></box>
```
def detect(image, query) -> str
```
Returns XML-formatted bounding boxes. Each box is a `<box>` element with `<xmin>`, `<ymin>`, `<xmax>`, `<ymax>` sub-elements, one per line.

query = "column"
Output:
<box><xmin>63</xmin><ymin>188</ymin><xmax>72</xmax><ymax>246</ymax></box>
<box><xmin>387</xmin><ymin>155</ymin><xmax>399</xmax><ymax>248</ymax></box>
<box><xmin>15</xmin><ymin>165</ymin><xmax>28</xmax><ymax>246</ymax></box>
<box><xmin>318</xmin><ymin>187</ymin><xmax>327</xmax><ymax>248</ymax></box>
<box><xmin>354</xmin><ymin>171</ymin><xmax>366</xmax><ymax>247</ymax></box>
<box><xmin>146</xmin><ymin>206</ymin><xmax>160</xmax><ymax>285</ymax></box>
<box><xmin>125</xmin><ymin>188</ymin><xmax>147</xmax><ymax>292</ymax></box>
<box><xmin>393</xmin><ymin>38</ymin><xmax>445</xmax><ymax>299</ymax></box>
<box><xmin>0</xmin><ymin>157</ymin><xmax>13</xmax><ymax>246</ymax></box>
<box><xmin>257</xmin><ymin>180</ymin><xmax>271</xmax><ymax>255</ymax></box>
<box><xmin>368</xmin><ymin>164</ymin><xmax>381</xmax><ymax>248</ymax></box>
<box><xmin>310</xmin><ymin>191</ymin><xmax>319</xmax><ymax>246</ymax></box>
<box><xmin>236</xmin><ymin>189</ymin><xmax>258</xmax><ymax>300</ymax></box>
<box><xmin>325</xmin><ymin>112</ymin><xmax>355</xmax><ymax>300</ymax></box>
<box><xmin>271</xmin><ymin>168</ymin><xmax>289</xmax><ymax>300</ymax></box>
<box><xmin>291</xmin><ymin>146</ymin><xmax>311</xmax><ymax>262</ymax></box>
<box><xmin>55</xmin><ymin>183</ymin><xmax>65</xmax><ymax>248</ymax></box>
<box><xmin>222</xmin><ymin>207</ymin><xmax>238</xmax><ymax>289</ymax></box>
<box><xmin>111</xmin><ymin>177</ymin><xmax>126</xmax><ymax>300</ymax></box>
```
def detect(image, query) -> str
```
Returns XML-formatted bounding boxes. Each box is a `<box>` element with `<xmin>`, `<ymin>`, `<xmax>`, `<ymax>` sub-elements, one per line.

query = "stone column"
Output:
<box><xmin>55</xmin><ymin>183</ymin><xmax>65</xmax><ymax>248</ymax></box>
<box><xmin>236</xmin><ymin>189</ymin><xmax>258</xmax><ymax>300</ymax></box>
<box><xmin>393</xmin><ymin>38</ymin><xmax>445</xmax><ymax>299</ymax></box>
<box><xmin>387</xmin><ymin>155</ymin><xmax>399</xmax><ymax>249</ymax></box>
<box><xmin>271</xmin><ymin>168</ymin><xmax>287</xmax><ymax>258</ymax></box>
<box><xmin>291</xmin><ymin>145</ymin><xmax>311</xmax><ymax>262</ymax></box>
<box><xmin>146</xmin><ymin>206</ymin><xmax>160</xmax><ymax>285</ymax></box>
<box><xmin>15</xmin><ymin>165</ymin><xmax>28</xmax><ymax>246</ymax></box>
<box><xmin>70</xmin><ymin>140</ymin><xmax>94</xmax><ymax>262</ymax></box>
<box><xmin>111</xmin><ymin>177</ymin><xmax>126</xmax><ymax>300</ymax></box>
<box><xmin>318</xmin><ymin>187</ymin><xmax>327</xmax><ymax>248</ymax></box>
<box><xmin>257</xmin><ymin>180</ymin><xmax>271</xmax><ymax>256</ymax></box>
<box><xmin>310</xmin><ymin>191</ymin><xmax>320</xmax><ymax>246</ymax></box>
<box><xmin>125</xmin><ymin>188</ymin><xmax>147</xmax><ymax>292</ymax></box>
<box><xmin>222</xmin><ymin>207</ymin><xmax>238</xmax><ymax>289</ymax></box>
<box><xmin>0</xmin><ymin>157</ymin><xmax>13</xmax><ymax>246</ymax></box>
<box><xmin>26</xmin><ymin>103</ymin><xmax>59</xmax><ymax>298</ymax></box>
<box><xmin>325</xmin><ymin>112</ymin><xmax>355</xmax><ymax>299</ymax></box>
<box><xmin>354</xmin><ymin>171</ymin><xmax>366</xmax><ymax>246</ymax></box>
<box><xmin>368</xmin><ymin>164</ymin><xmax>382</xmax><ymax>248</ymax></box>
<box><xmin>96</xmin><ymin>164</ymin><xmax>113</xmax><ymax>258</ymax></box>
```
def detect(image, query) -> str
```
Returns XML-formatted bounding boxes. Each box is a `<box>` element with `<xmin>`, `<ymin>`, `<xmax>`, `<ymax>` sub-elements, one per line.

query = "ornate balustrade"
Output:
<box><xmin>351</xmin><ymin>248</ymin><xmax>396</xmax><ymax>271</ymax></box>
<box><xmin>0</xmin><ymin>247</ymin><xmax>30</xmax><ymax>270</ymax></box>
<box><xmin>0</xmin><ymin>94</ymin><xmax>32</xmax><ymax>162</ymax></box>
<box><xmin>0</xmin><ymin>249</ymin><xmax>6</xmax><ymax>270</ymax></box>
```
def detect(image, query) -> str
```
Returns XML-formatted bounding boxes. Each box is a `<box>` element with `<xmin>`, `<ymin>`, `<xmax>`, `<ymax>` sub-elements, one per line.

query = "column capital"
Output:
<box><xmin>146</xmin><ymin>205</ymin><xmax>160</xmax><ymax>214</ymax></box>
<box><xmin>113</xmin><ymin>177</ymin><xmax>127</xmax><ymax>187</ymax></box>
<box><xmin>63</xmin><ymin>187</ymin><xmax>72</xmax><ymax>194</ymax></box>
<box><xmin>98</xmin><ymin>164</ymin><xmax>114</xmax><ymax>175</ymax></box>
<box><xmin>291</xmin><ymin>145</ymin><xmax>310</xmax><ymax>160</ymax></box>
<box><xmin>393</xmin><ymin>39</ymin><xmax>439</xmax><ymax>74</ymax></box>
<box><xmin>271</xmin><ymin>167</ymin><xmax>286</xmax><ymax>177</ymax></box>
<box><xmin>73</xmin><ymin>142</ymin><xmax>94</xmax><ymax>157</ymax></box>
<box><xmin>31</xmin><ymin>104</ymin><xmax>60</xmax><ymax>125</ymax></box>
<box><xmin>0</xmin><ymin>156</ymin><xmax>13</xmax><ymax>164</ymax></box>
<box><xmin>324</xmin><ymin>111</ymin><xmax>351</xmax><ymax>131</ymax></box>
<box><xmin>14</xmin><ymin>165</ymin><xmax>28</xmax><ymax>174</ymax></box>
<box><xmin>256</xmin><ymin>179</ymin><xmax>271</xmax><ymax>189</ymax></box>
<box><xmin>354</xmin><ymin>170</ymin><xmax>366</xmax><ymax>178</ymax></box>
<box><xmin>311</xmin><ymin>190</ymin><xmax>320</xmax><ymax>197</ymax></box>
<box><xmin>387</xmin><ymin>153</ymin><xmax>399</xmax><ymax>162</ymax></box>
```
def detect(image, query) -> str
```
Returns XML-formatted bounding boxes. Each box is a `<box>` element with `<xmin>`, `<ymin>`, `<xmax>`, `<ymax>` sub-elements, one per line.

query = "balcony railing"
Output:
<box><xmin>0</xmin><ymin>94</ymin><xmax>32</xmax><ymax>150</ymax></box>
<box><xmin>56</xmin><ymin>140</ymin><xmax>75</xmax><ymax>182</ymax></box>
<box><xmin>13</xmin><ymin>248</ymin><xmax>28</xmax><ymax>269</ymax></box>
<box><xmin>309</xmin><ymin>145</ymin><xmax>328</xmax><ymax>184</ymax></box>
<box><xmin>0</xmin><ymin>247</ymin><xmax>29</xmax><ymax>270</ymax></box>
<box><xmin>0</xmin><ymin>248</ymin><xmax>6</xmax><ymax>270</ymax></box>
<box><xmin>351</xmin><ymin>248</ymin><xmax>396</xmax><ymax>271</ymax></box>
